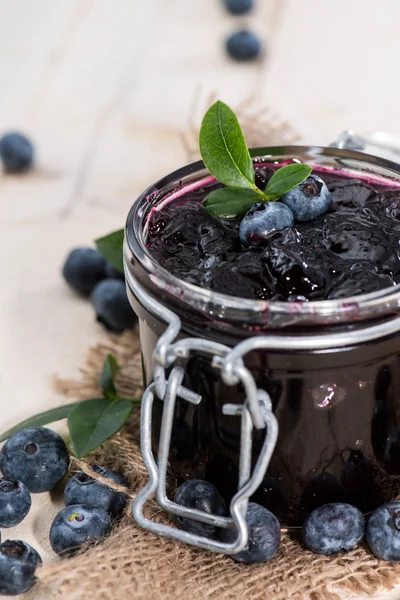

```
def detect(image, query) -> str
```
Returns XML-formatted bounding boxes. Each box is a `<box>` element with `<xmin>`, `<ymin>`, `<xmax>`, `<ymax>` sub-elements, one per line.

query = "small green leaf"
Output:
<box><xmin>203</xmin><ymin>188</ymin><xmax>260</xmax><ymax>218</ymax></box>
<box><xmin>68</xmin><ymin>397</ymin><xmax>133</xmax><ymax>458</ymax></box>
<box><xmin>0</xmin><ymin>403</ymin><xmax>79</xmax><ymax>443</ymax></box>
<box><xmin>265</xmin><ymin>163</ymin><xmax>312</xmax><ymax>198</ymax></box>
<box><xmin>95</xmin><ymin>229</ymin><xmax>124</xmax><ymax>272</ymax></box>
<box><xmin>199</xmin><ymin>100</ymin><xmax>254</xmax><ymax>190</ymax></box>
<box><xmin>99</xmin><ymin>354</ymin><xmax>120</xmax><ymax>399</ymax></box>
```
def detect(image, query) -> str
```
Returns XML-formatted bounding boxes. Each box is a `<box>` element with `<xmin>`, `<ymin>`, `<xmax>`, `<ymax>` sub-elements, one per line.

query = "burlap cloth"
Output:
<box><xmin>34</xmin><ymin>330</ymin><xmax>400</xmax><ymax>600</ymax></box>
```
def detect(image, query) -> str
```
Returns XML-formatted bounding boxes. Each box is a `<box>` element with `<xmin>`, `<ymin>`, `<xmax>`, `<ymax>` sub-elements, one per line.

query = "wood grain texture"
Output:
<box><xmin>0</xmin><ymin>1</ymin><xmax>400</xmax><ymax>598</ymax></box>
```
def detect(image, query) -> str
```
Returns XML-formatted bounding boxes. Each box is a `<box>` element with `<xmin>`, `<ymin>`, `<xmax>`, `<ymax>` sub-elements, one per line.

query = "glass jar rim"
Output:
<box><xmin>125</xmin><ymin>145</ymin><xmax>400</xmax><ymax>329</ymax></box>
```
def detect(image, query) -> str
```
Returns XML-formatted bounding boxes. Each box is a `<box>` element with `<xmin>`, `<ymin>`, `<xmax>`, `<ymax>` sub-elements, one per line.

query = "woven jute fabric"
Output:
<box><xmin>36</xmin><ymin>330</ymin><xmax>400</xmax><ymax>600</ymax></box>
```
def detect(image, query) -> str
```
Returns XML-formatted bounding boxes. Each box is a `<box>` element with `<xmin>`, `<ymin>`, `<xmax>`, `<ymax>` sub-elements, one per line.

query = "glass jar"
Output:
<box><xmin>125</xmin><ymin>146</ymin><xmax>400</xmax><ymax>527</ymax></box>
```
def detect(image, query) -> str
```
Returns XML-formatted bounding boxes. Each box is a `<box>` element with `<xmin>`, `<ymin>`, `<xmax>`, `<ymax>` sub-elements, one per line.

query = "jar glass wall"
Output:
<box><xmin>125</xmin><ymin>147</ymin><xmax>400</xmax><ymax>525</ymax></box>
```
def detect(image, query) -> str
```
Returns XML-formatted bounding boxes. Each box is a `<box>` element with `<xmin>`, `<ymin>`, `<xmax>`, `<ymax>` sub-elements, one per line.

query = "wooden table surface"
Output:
<box><xmin>2</xmin><ymin>1</ymin><xmax>400</xmax><ymax>598</ymax></box>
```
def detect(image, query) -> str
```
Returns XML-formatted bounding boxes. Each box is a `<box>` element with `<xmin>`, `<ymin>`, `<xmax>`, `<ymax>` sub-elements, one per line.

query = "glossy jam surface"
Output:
<box><xmin>147</xmin><ymin>168</ymin><xmax>400</xmax><ymax>301</ymax></box>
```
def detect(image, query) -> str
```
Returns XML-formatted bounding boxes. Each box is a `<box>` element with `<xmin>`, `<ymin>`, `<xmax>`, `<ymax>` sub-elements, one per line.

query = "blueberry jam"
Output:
<box><xmin>147</xmin><ymin>167</ymin><xmax>400</xmax><ymax>301</ymax></box>
<box><xmin>127</xmin><ymin>159</ymin><xmax>400</xmax><ymax>527</ymax></box>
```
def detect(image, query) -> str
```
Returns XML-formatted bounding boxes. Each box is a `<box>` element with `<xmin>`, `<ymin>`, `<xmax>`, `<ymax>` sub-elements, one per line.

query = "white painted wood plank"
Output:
<box><xmin>264</xmin><ymin>0</ymin><xmax>400</xmax><ymax>144</ymax></box>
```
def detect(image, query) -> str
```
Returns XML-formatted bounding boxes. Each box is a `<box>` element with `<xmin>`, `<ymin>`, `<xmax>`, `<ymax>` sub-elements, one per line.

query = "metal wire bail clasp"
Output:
<box><xmin>128</xmin><ymin>277</ymin><xmax>279</xmax><ymax>555</ymax></box>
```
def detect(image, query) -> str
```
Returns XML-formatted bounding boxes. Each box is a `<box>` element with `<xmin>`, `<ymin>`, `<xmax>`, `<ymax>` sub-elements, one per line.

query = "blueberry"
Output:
<box><xmin>0</xmin><ymin>478</ymin><xmax>31</xmax><ymax>527</ymax></box>
<box><xmin>65</xmin><ymin>465</ymin><xmax>127</xmax><ymax>518</ymax></box>
<box><xmin>0</xmin><ymin>132</ymin><xmax>34</xmax><ymax>173</ymax></box>
<box><xmin>90</xmin><ymin>279</ymin><xmax>136</xmax><ymax>332</ymax></box>
<box><xmin>220</xmin><ymin>502</ymin><xmax>281</xmax><ymax>563</ymax></box>
<box><xmin>226</xmin><ymin>30</ymin><xmax>261</xmax><ymax>61</ymax></box>
<box><xmin>0</xmin><ymin>539</ymin><xmax>42</xmax><ymax>596</ymax></box>
<box><xmin>105</xmin><ymin>262</ymin><xmax>124</xmax><ymax>280</ymax></box>
<box><xmin>50</xmin><ymin>504</ymin><xmax>112</xmax><ymax>557</ymax></box>
<box><xmin>1</xmin><ymin>427</ymin><xmax>69</xmax><ymax>493</ymax></box>
<box><xmin>240</xmin><ymin>202</ymin><xmax>294</xmax><ymax>247</ymax></box>
<box><xmin>223</xmin><ymin>0</ymin><xmax>253</xmax><ymax>15</ymax></box>
<box><xmin>282</xmin><ymin>174</ymin><xmax>332</xmax><ymax>222</ymax></box>
<box><xmin>302</xmin><ymin>503</ymin><xmax>365</xmax><ymax>555</ymax></box>
<box><xmin>366</xmin><ymin>502</ymin><xmax>400</xmax><ymax>561</ymax></box>
<box><xmin>174</xmin><ymin>480</ymin><xmax>226</xmax><ymax>538</ymax></box>
<box><xmin>62</xmin><ymin>247</ymin><xmax>107</xmax><ymax>296</ymax></box>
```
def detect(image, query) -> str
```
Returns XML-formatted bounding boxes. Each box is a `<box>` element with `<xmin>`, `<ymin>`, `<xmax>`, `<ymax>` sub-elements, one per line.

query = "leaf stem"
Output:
<box><xmin>249</xmin><ymin>183</ymin><xmax>272</xmax><ymax>203</ymax></box>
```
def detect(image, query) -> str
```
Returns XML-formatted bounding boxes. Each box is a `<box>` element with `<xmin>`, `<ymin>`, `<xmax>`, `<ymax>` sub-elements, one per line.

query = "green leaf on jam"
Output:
<box><xmin>95</xmin><ymin>228</ymin><xmax>124</xmax><ymax>272</ymax></box>
<box><xmin>199</xmin><ymin>100</ymin><xmax>255</xmax><ymax>190</ymax></box>
<box><xmin>265</xmin><ymin>163</ymin><xmax>312</xmax><ymax>198</ymax></box>
<box><xmin>99</xmin><ymin>354</ymin><xmax>120</xmax><ymax>399</ymax></box>
<box><xmin>68</xmin><ymin>397</ymin><xmax>135</xmax><ymax>458</ymax></box>
<box><xmin>203</xmin><ymin>188</ymin><xmax>260</xmax><ymax>218</ymax></box>
<box><xmin>0</xmin><ymin>403</ymin><xmax>80</xmax><ymax>443</ymax></box>
<box><xmin>199</xmin><ymin>100</ymin><xmax>313</xmax><ymax>218</ymax></box>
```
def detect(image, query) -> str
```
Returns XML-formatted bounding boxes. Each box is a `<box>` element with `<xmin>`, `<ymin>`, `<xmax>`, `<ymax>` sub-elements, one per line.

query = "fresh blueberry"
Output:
<box><xmin>366</xmin><ymin>502</ymin><xmax>400</xmax><ymax>561</ymax></box>
<box><xmin>223</xmin><ymin>0</ymin><xmax>253</xmax><ymax>15</ymax></box>
<box><xmin>175</xmin><ymin>480</ymin><xmax>226</xmax><ymax>538</ymax></box>
<box><xmin>90</xmin><ymin>279</ymin><xmax>136</xmax><ymax>332</ymax></box>
<box><xmin>0</xmin><ymin>478</ymin><xmax>31</xmax><ymax>527</ymax></box>
<box><xmin>105</xmin><ymin>262</ymin><xmax>125</xmax><ymax>280</ymax></box>
<box><xmin>1</xmin><ymin>427</ymin><xmax>69</xmax><ymax>493</ymax></box>
<box><xmin>50</xmin><ymin>504</ymin><xmax>112</xmax><ymax>557</ymax></box>
<box><xmin>62</xmin><ymin>247</ymin><xmax>107</xmax><ymax>296</ymax></box>
<box><xmin>0</xmin><ymin>132</ymin><xmax>34</xmax><ymax>173</ymax></box>
<box><xmin>302</xmin><ymin>503</ymin><xmax>365</xmax><ymax>555</ymax></box>
<box><xmin>282</xmin><ymin>174</ymin><xmax>332</xmax><ymax>222</ymax></box>
<box><xmin>240</xmin><ymin>202</ymin><xmax>294</xmax><ymax>247</ymax></box>
<box><xmin>220</xmin><ymin>502</ymin><xmax>281</xmax><ymax>563</ymax></box>
<box><xmin>226</xmin><ymin>30</ymin><xmax>261</xmax><ymax>61</ymax></box>
<box><xmin>64</xmin><ymin>465</ymin><xmax>127</xmax><ymax>518</ymax></box>
<box><xmin>0</xmin><ymin>539</ymin><xmax>42</xmax><ymax>596</ymax></box>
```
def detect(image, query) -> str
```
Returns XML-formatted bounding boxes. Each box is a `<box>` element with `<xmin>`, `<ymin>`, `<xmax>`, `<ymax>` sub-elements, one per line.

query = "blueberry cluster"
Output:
<box><xmin>50</xmin><ymin>464</ymin><xmax>127</xmax><ymax>557</ymax></box>
<box><xmin>240</xmin><ymin>174</ymin><xmax>332</xmax><ymax>247</ymax></box>
<box><xmin>303</xmin><ymin>501</ymin><xmax>400</xmax><ymax>561</ymax></box>
<box><xmin>62</xmin><ymin>247</ymin><xmax>137</xmax><ymax>332</ymax></box>
<box><xmin>0</xmin><ymin>132</ymin><xmax>34</xmax><ymax>174</ymax></box>
<box><xmin>0</xmin><ymin>426</ymin><xmax>128</xmax><ymax>594</ymax></box>
<box><xmin>0</xmin><ymin>427</ymin><xmax>69</xmax><ymax>595</ymax></box>
<box><xmin>174</xmin><ymin>478</ymin><xmax>400</xmax><ymax>563</ymax></box>
<box><xmin>222</xmin><ymin>0</ymin><xmax>262</xmax><ymax>62</ymax></box>
<box><xmin>174</xmin><ymin>479</ymin><xmax>281</xmax><ymax>563</ymax></box>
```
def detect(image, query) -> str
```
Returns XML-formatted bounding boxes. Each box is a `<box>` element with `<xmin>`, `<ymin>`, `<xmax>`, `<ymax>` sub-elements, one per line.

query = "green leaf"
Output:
<box><xmin>99</xmin><ymin>354</ymin><xmax>120</xmax><ymax>399</ymax></box>
<box><xmin>265</xmin><ymin>163</ymin><xmax>312</xmax><ymax>198</ymax></box>
<box><xmin>203</xmin><ymin>188</ymin><xmax>260</xmax><ymax>218</ymax></box>
<box><xmin>199</xmin><ymin>100</ymin><xmax>254</xmax><ymax>190</ymax></box>
<box><xmin>68</xmin><ymin>397</ymin><xmax>133</xmax><ymax>458</ymax></box>
<box><xmin>95</xmin><ymin>229</ymin><xmax>124</xmax><ymax>272</ymax></box>
<box><xmin>0</xmin><ymin>403</ymin><xmax>79</xmax><ymax>443</ymax></box>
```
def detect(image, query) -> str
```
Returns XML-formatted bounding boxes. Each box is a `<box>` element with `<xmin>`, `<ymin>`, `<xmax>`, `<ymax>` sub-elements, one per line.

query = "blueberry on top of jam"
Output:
<box><xmin>147</xmin><ymin>168</ymin><xmax>400</xmax><ymax>302</ymax></box>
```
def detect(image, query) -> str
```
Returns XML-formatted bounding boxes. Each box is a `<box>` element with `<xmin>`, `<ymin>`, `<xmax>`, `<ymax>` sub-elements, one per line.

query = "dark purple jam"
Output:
<box><xmin>147</xmin><ymin>168</ymin><xmax>400</xmax><ymax>301</ymax></box>
<box><xmin>130</xmin><ymin>164</ymin><xmax>400</xmax><ymax>526</ymax></box>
